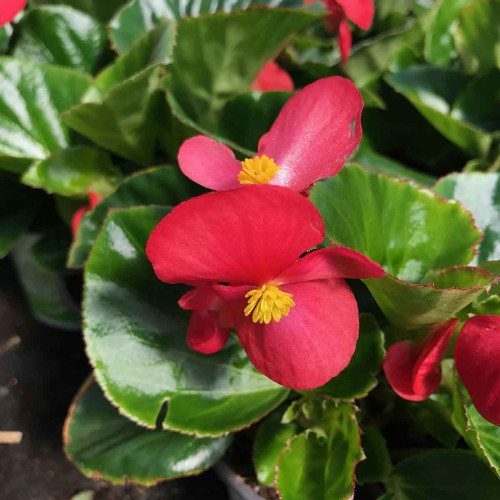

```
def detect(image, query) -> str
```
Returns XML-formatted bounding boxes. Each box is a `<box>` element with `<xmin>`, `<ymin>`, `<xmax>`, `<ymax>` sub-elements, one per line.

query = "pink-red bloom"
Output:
<box><xmin>71</xmin><ymin>192</ymin><xmax>102</xmax><ymax>236</ymax></box>
<box><xmin>455</xmin><ymin>315</ymin><xmax>500</xmax><ymax>426</ymax></box>
<box><xmin>178</xmin><ymin>77</ymin><xmax>363</xmax><ymax>194</ymax></box>
<box><xmin>383</xmin><ymin>319</ymin><xmax>458</xmax><ymax>401</ymax></box>
<box><xmin>307</xmin><ymin>0</ymin><xmax>374</xmax><ymax>65</ymax></box>
<box><xmin>0</xmin><ymin>0</ymin><xmax>26</xmax><ymax>26</ymax></box>
<box><xmin>146</xmin><ymin>185</ymin><xmax>384</xmax><ymax>389</ymax></box>
<box><xmin>251</xmin><ymin>61</ymin><xmax>294</xmax><ymax>92</ymax></box>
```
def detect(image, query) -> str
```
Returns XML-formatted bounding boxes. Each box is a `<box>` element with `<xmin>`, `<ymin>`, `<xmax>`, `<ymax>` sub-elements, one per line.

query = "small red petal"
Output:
<box><xmin>338</xmin><ymin>18</ymin><xmax>352</xmax><ymax>66</ymax></box>
<box><xmin>251</xmin><ymin>61</ymin><xmax>294</xmax><ymax>92</ymax></box>
<box><xmin>0</xmin><ymin>0</ymin><xmax>27</xmax><ymax>27</ymax></box>
<box><xmin>337</xmin><ymin>0</ymin><xmax>374</xmax><ymax>30</ymax></box>
<box><xmin>186</xmin><ymin>309</ymin><xmax>230</xmax><ymax>355</ymax></box>
<box><xmin>71</xmin><ymin>206</ymin><xmax>89</xmax><ymax>236</ymax></box>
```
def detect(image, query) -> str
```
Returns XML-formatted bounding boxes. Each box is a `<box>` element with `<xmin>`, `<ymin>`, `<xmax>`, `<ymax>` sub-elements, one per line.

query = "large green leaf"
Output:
<box><xmin>64</xmin><ymin>377</ymin><xmax>232</xmax><ymax>485</ymax></box>
<box><xmin>356</xmin><ymin>425</ymin><xmax>392</xmax><ymax>484</ymax></box>
<box><xmin>386</xmin><ymin>66</ymin><xmax>493</xmax><ymax>157</ymax></box>
<box><xmin>434</xmin><ymin>172</ymin><xmax>500</xmax><ymax>263</ymax></box>
<box><xmin>31</xmin><ymin>0</ymin><xmax>129</xmax><ymax>23</ymax></box>
<box><xmin>276</xmin><ymin>400</ymin><xmax>363</xmax><ymax>500</ymax></box>
<box><xmin>302</xmin><ymin>314</ymin><xmax>385</xmax><ymax>400</ymax></box>
<box><xmin>171</xmin><ymin>9</ymin><xmax>319</xmax><ymax>128</ymax></box>
<box><xmin>388</xmin><ymin>450</ymin><xmax>500</xmax><ymax>499</ymax></box>
<box><xmin>253</xmin><ymin>410</ymin><xmax>300</xmax><ymax>486</ymax></box>
<box><xmin>0</xmin><ymin>58</ymin><xmax>92</xmax><ymax>173</ymax></box>
<box><xmin>22</xmin><ymin>146</ymin><xmax>121</xmax><ymax>196</ymax></box>
<box><xmin>310</xmin><ymin>164</ymin><xmax>492</xmax><ymax>328</ymax></box>
<box><xmin>454</xmin><ymin>0</ymin><xmax>500</xmax><ymax>75</ymax></box>
<box><xmin>63</xmin><ymin>66</ymin><xmax>162</xmax><ymax>165</ymax></box>
<box><xmin>12</xmin><ymin>6</ymin><xmax>107</xmax><ymax>74</ymax></box>
<box><xmin>109</xmin><ymin>0</ymin><xmax>306</xmax><ymax>54</ymax></box>
<box><xmin>0</xmin><ymin>173</ymin><xmax>43</xmax><ymax>259</ymax></box>
<box><xmin>12</xmin><ymin>234</ymin><xmax>80</xmax><ymax>330</ymax></box>
<box><xmin>424</xmin><ymin>0</ymin><xmax>476</xmax><ymax>66</ymax></box>
<box><xmin>68</xmin><ymin>166</ymin><xmax>194</xmax><ymax>268</ymax></box>
<box><xmin>84</xmin><ymin>206</ymin><xmax>289</xmax><ymax>435</ymax></box>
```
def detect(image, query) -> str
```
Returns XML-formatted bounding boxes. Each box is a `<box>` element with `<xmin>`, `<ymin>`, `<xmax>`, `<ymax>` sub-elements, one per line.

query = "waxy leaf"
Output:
<box><xmin>84</xmin><ymin>206</ymin><xmax>289</xmax><ymax>435</ymax></box>
<box><xmin>276</xmin><ymin>401</ymin><xmax>363</xmax><ymax>500</ymax></box>
<box><xmin>389</xmin><ymin>450</ymin><xmax>500</xmax><ymax>499</ymax></box>
<box><xmin>310</xmin><ymin>164</ymin><xmax>491</xmax><ymax>329</ymax></box>
<box><xmin>253</xmin><ymin>410</ymin><xmax>300</xmax><ymax>486</ymax></box>
<box><xmin>22</xmin><ymin>147</ymin><xmax>121</xmax><ymax>197</ymax></box>
<box><xmin>302</xmin><ymin>314</ymin><xmax>385</xmax><ymax>400</ymax></box>
<box><xmin>109</xmin><ymin>0</ymin><xmax>306</xmax><ymax>54</ymax></box>
<box><xmin>68</xmin><ymin>166</ymin><xmax>194</xmax><ymax>268</ymax></box>
<box><xmin>171</xmin><ymin>9</ymin><xmax>319</xmax><ymax>128</ymax></box>
<box><xmin>63</xmin><ymin>66</ymin><xmax>162</xmax><ymax>165</ymax></box>
<box><xmin>435</xmin><ymin>172</ymin><xmax>500</xmax><ymax>263</ymax></box>
<box><xmin>0</xmin><ymin>58</ymin><xmax>92</xmax><ymax>174</ymax></box>
<box><xmin>64</xmin><ymin>378</ymin><xmax>232</xmax><ymax>484</ymax></box>
<box><xmin>12</xmin><ymin>235</ymin><xmax>80</xmax><ymax>330</ymax></box>
<box><xmin>12</xmin><ymin>6</ymin><xmax>107</xmax><ymax>74</ymax></box>
<box><xmin>31</xmin><ymin>0</ymin><xmax>129</xmax><ymax>23</ymax></box>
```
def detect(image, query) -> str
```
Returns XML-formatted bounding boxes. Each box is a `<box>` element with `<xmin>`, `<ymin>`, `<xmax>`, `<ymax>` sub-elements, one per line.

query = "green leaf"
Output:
<box><xmin>109</xmin><ymin>0</ymin><xmax>306</xmax><ymax>54</ymax></box>
<box><xmin>22</xmin><ymin>146</ymin><xmax>121</xmax><ymax>196</ymax></box>
<box><xmin>0</xmin><ymin>58</ymin><xmax>92</xmax><ymax>173</ymax></box>
<box><xmin>389</xmin><ymin>450</ymin><xmax>500</xmax><ymax>499</ymax></box>
<box><xmin>386</xmin><ymin>66</ymin><xmax>493</xmax><ymax>157</ymax></box>
<box><xmin>84</xmin><ymin>206</ymin><xmax>289</xmax><ymax>435</ymax></box>
<box><xmin>68</xmin><ymin>166</ymin><xmax>194</xmax><ymax>268</ymax></box>
<box><xmin>95</xmin><ymin>19</ymin><xmax>176</xmax><ymax>96</ymax></box>
<box><xmin>466</xmin><ymin>404</ymin><xmax>500</xmax><ymax>479</ymax></box>
<box><xmin>64</xmin><ymin>377</ymin><xmax>232</xmax><ymax>485</ymax></box>
<box><xmin>63</xmin><ymin>66</ymin><xmax>162</xmax><ymax>165</ymax></box>
<box><xmin>12</xmin><ymin>6</ymin><xmax>107</xmax><ymax>74</ymax></box>
<box><xmin>424</xmin><ymin>0</ymin><xmax>476</xmax><ymax>66</ymax></box>
<box><xmin>302</xmin><ymin>314</ymin><xmax>385</xmax><ymax>400</ymax></box>
<box><xmin>0</xmin><ymin>173</ymin><xmax>43</xmax><ymax>258</ymax></box>
<box><xmin>310</xmin><ymin>164</ymin><xmax>491</xmax><ymax>328</ymax></box>
<box><xmin>32</xmin><ymin>226</ymin><xmax>72</xmax><ymax>273</ymax></box>
<box><xmin>454</xmin><ymin>0</ymin><xmax>500</xmax><ymax>75</ymax></box>
<box><xmin>171</xmin><ymin>9</ymin><xmax>319</xmax><ymax>128</ymax></box>
<box><xmin>434</xmin><ymin>172</ymin><xmax>500</xmax><ymax>263</ymax></box>
<box><xmin>0</xmin><ymin>25</ymin><xmax>13</xmax><ymax>53</ymax></box>
<box><xmin>356</xmin><ymin>426</ymin><xmax>392</xmax><ymax>484</ymax></box>
<box><xmin>12</xmin><ymin>234</ymin><xmax>80</xmax><ymax>330</ymax></box>
<box><xmin>253</xmin><ymin>410</ymin><xmax>300</xmax><ymax>486</ymax></box>
<box><xmin>276</xmin><ymin>401</ymin><xmax>363</xmax><ymax>500</ymax></box>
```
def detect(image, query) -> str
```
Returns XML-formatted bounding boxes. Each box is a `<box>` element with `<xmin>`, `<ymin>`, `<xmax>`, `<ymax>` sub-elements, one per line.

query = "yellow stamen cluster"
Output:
<box><xmin>244</xmin><ymin>284</ymin><xmax>295</xmax><ymax>324</ymax></box>
<box><xmin>238</xmin><ymin>155</ymin><xmax>280</xmax><ymax>185</ymax></box>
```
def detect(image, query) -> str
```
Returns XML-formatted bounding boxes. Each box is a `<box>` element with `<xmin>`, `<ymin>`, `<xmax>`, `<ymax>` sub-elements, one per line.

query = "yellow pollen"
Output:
<box><xmin>238</xmin><ymin>155</ymin><xmax>280</xmax><ymax>185</ymax></box>
<box><xmin>244</xmin><ymin>283</ymin><xmax>295</xmax><ymax>325</ymax></box>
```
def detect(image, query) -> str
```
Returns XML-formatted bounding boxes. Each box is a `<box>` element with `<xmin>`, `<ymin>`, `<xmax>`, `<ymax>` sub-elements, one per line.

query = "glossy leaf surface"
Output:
<box><xmin>84</xmin><ymin>206</ymin><xmax>289</xmax><ymax>434</ymax></box>
<box><xmin>31</xmin><ymin>0</ymin><xmax>129</xmax><ymax>23</ymax></box>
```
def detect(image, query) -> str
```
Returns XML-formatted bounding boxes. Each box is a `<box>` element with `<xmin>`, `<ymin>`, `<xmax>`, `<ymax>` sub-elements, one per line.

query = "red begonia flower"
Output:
<box><xmin>383</xmin><ymin>318</ymin><xmax>459</xmax><ymax>401</ymax></box>
<box><xmin>0</xmin><ymin>0</ymin><xmax>26</xmax><ymax>26</ymax></box>
<box><xmin>178</xmin><ymin>77</ymin><xmax>363</xmax><ymax>194</ymax></box>
<box><xmin>455</xmin><ymin>315</ymin><xmax>500</xmax><ymax>426</ymax></box>
<box><xmin>251</xmin><ymin>61</ymin><xmax>294</xmax><ymax>92</ymax></box>
<box><xmin>71</xmin><ymin>191</ymin><xmax>102</xmax><ymax>236</ymax></box>
<box><xmin>146</xmin><ymin>185</ymin><xmax>384</xmax><ymax>389</ymax></box>
<box><xmin>307</xmin><ymin>0</ymin><xmax>374</xmax><ymax>65</ymax></box>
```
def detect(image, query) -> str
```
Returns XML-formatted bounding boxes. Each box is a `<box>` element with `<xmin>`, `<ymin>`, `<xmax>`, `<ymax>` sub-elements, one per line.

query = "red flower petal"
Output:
<box><xmin>186</xmin><ymin>309</ymin><xmax>230</xmax><ymax>354</ymax></box>
<box><xmin>338</xmin><ymin>18</ymin><xmax>352</xmax><ymax>66</ymax></box>
<box><xmin>251</xmin><ymin>61</ymin><xmax>294</xmax><ymax>92</ymax></box>
<box><xmin>71</xmin><ymin>206</ymin><xmax>88</xmax><ymax>236</ymax></box>
<box><xmin>275</xmin><ymin>246</ymin><xmax>385</xmax><ymax>283</ymax></box>
<box><xmin>178</xmin><ymin>286</ymin><xmax>220</xmax><ymax>310</ymax></box>
<box><xmin>259</xmin><ymin>77</ymin><xmax>363</xmax><ymax>192</ymax></box>
<box><xmin>384</xmin><ymin>319</ymin><xmax>458</xmax><ymax>401</ymax></box>
<box><xmin>146</xmin><ymin>185</ymin><xmax>325</xmax><ymax>286</ymax></box>
<box><xmin>88</xmin><ymin>191</ymin><xmax>102</xmax><ymax>208</ymax></box>
<box><xmin>234</xmin><ymin>279</ymin><xmax>359</xmax><ymax>389</ymax></box>
<box><xmin>455</xmin><ymin>315</ymin><xmax>500</xmax><ymax>426</ymax></box>
<box><xmin>178</xmin><ymin>136</ymin><xmax>241</xmax><ymax>191</ymax></box>
<box><xmin>0</xmin><ymin>0</ymin><xmax>26</xmax><ymax>27</ymax></box>
<box><xmin>336</xmin><ymin>0</ymin><xmax>374</xmax><ymax>30</ymax></box>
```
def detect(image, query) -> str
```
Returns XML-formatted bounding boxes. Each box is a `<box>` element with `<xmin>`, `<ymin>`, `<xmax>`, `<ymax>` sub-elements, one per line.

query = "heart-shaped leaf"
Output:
<box><xmin>12</xmin><ymin>6</ymin><xmax>107</xmax><ymax>74</ymax></box>
<box><xmin>64</xmin><ymin>377</ymin><xmax>232</xmax><ymax>485</ymax></box>
<box><xmin>22</xmin><ymin>146</ymin><xmax>121</xmax><ymax>196</ymax></box>
<box><xmin>68</xmin><ymin>166</ymin><xmax>194</xmax><ymax>268</ymax></box>
<box><xmin>0</xmin><ymin>58</ymin><xmax>92</xmax><ymax>173</ymax></box>
<box><xmin>84</xmin><ymin>205</ymin><xmax>289</xmax><ymax>435</ymax></box>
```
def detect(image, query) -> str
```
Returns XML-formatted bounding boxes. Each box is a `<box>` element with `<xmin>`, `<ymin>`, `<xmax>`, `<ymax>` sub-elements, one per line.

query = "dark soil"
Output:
<box><xmin>0</xmin><ymin>259</ymin><xmax>229</xmax><ymax>500</ymax></box>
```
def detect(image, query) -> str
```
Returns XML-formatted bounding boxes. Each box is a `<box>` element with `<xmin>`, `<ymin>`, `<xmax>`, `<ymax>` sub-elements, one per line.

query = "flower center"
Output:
<box><xmin>244</xmin><ymin>283</ymin><xmax>295</xmax><ymax>324</ymax></box>
<box><xmin>238</xmin><ymin>155</ymin><xmax>280</xmax><ymax>185</ymax></box>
